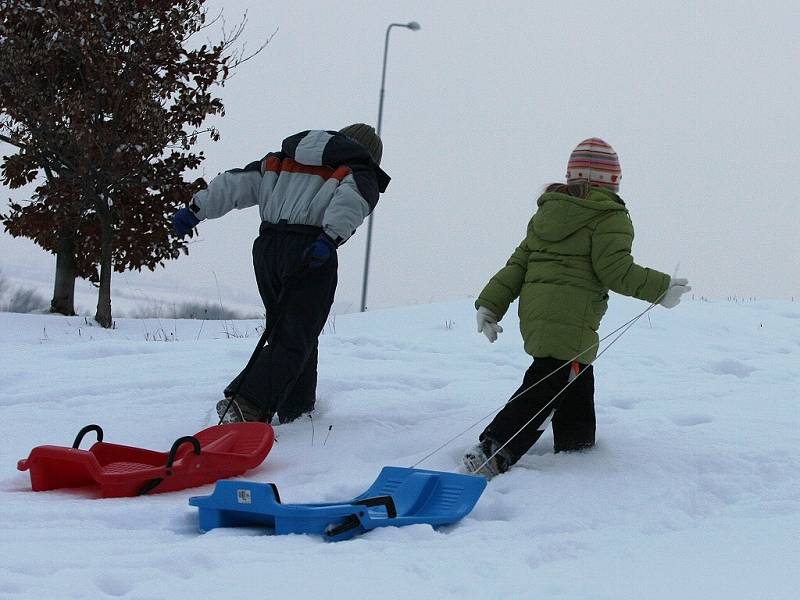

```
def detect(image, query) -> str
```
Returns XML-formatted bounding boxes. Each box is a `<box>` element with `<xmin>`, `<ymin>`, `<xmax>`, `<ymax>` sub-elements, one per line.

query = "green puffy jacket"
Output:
<box><xmin>476</xmin><ymin>188</ymin><xmax>669</xmax><ymax>363</ymax></box>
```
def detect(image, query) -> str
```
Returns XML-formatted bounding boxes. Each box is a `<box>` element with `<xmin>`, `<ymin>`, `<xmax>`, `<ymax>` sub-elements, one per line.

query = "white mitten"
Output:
<box><xmin>660</xmin><ymin>277</ymin><xmax>691</xmax><ymax>309</ymax></box>
<box><xmin>476</xmin><ymin>306</ymin><xmax>503</xmax><ymax>342</ymax></box>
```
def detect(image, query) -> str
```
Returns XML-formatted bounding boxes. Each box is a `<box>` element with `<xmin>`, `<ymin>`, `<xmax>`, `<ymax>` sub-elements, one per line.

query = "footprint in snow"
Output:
<box><xmin>671</xmin><ymin>414</ymin><xmax>713</xmax><ymax>427</ymax></box>
<box><xmin>707</xmin><ymin>359</ymin><xmax>756</xmax><ymax>378</ymax></box>
<box><xmin>606</xmin><ymin>397</ymin><xmax>639</xmax><ymax>410</ymax></box>
<box><xmin>0</xmin><ymin>580</ymin><xmax>22</xmax><ymax>594</ymax></box>
<box><xmin>93</xmin><ymin>573</ymin><xmax>135</xmax><ymax>597</ymax></box>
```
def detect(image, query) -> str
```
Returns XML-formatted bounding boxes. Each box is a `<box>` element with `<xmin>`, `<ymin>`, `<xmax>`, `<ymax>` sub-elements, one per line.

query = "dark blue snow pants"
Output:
<box><xmin>225</xmin><ymin>223</ymin><xmax>337</xmax><ymax>423</ymax></box>
<box><xmin>481</xmin><ymin>357</ymin><xmax>596</xmax><ymax>464</ymax></box>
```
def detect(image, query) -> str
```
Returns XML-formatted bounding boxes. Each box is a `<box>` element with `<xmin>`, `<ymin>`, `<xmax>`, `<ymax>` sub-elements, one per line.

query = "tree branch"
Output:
<box><xmin>0</xmin><ymin>132</ymin><xmax>24</xmax><ymax>149</ymax></box>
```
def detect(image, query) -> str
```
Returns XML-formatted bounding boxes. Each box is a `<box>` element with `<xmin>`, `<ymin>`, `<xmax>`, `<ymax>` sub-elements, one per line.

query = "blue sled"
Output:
<box><xmin>189</xmin><ymin>466</ymin><xmax>486</xmax><ymax>541</ymax></box>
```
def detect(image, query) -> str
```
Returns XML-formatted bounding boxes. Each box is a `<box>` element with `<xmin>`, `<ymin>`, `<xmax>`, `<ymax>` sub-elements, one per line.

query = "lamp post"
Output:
<box><xmin>360</xmin><ymin>20</ymin><xmax>420</xmax><ymax>312</ymax></box>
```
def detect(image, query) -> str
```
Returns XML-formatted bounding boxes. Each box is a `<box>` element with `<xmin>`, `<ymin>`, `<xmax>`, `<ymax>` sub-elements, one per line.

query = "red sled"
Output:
<box><xmin>17</xmin><ymin>422</ymin><xmax>274</xmax><ymax>498</ymax></box>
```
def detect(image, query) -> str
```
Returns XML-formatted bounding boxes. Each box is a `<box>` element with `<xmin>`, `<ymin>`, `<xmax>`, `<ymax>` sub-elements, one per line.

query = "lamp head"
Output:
<box><xmin>406</xmin><ymin>21</ymin><xmax>421</xmax><ymax>31</ymax></box>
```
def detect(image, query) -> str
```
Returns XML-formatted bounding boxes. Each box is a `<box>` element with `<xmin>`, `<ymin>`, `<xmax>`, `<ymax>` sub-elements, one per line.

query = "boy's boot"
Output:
<box><xmin>216</xmin><ymin>396</ymin><xmax>273</xmax><ymax>424</ymax></box>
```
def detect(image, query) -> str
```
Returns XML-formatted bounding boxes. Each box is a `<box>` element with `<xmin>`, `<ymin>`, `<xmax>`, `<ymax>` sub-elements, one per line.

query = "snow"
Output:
<box><xmin>1</xmin><ymin>296</ymin><xmax>798</xmax><ymax>599</ymax></box>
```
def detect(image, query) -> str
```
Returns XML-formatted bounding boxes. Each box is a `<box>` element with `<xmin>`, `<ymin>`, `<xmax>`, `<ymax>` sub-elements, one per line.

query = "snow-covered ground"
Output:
<box><xmin>1</xmin><ymin>296</ymin><xmax>798</xmax><ymax>599</ymax></box>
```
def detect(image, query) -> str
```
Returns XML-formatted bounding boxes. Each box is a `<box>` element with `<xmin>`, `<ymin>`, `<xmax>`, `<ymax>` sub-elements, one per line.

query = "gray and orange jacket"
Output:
<box><xmin>190</xmin><ymin>130</ymin><xmax>391</xmax><ymax>244</ymax></box>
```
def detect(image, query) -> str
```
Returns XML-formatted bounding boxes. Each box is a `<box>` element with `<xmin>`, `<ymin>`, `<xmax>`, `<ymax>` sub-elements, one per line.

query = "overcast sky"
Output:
<box><xmin>2</xmin><ymin>1</ymin><xmax>798</xmax><ymax>313</ymax></box>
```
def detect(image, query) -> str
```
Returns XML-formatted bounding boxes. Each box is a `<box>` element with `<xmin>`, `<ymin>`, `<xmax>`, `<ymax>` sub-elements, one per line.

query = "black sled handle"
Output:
<box><xmin>138</xmin><ymin>436</ymin><xmax>202</xmax><ymax>496</ymax></box>
<box><xmin>352</xmin><ymin>495</ymin><xmax>397</xmax><ymax>518</ymax></box>
<box><xmin>72</xmin><ymin>424</ymin><xmax>104</xmax><ymax>449</ymax></box>
<box><xmin>165</xmin><ymin>436</ymin><xmax>202</xmax><ymax>471</ymax></box>
<box><xmin>324</xmin><ymin>495</ymin><xmax>398</xmax><ymax>539</ymax></box>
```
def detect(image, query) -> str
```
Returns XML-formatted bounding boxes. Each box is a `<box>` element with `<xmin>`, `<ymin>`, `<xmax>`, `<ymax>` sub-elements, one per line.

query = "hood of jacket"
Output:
<box><xmin>531</xmin><ymin>187</ymin><xmax>627</xmax><ymax>242</ymax></box>
<box><xmin>281</xmin><ymin>130</ymin><xmax>390</xmax><ymax>192</ymax></box>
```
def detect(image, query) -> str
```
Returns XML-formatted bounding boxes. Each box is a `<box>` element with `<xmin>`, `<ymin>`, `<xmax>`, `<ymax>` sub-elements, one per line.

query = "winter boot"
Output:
<box><xmin>554</xmin><ymin>440</ymin><xmax>595</xmax><ymax>454</ymax></box>
<box><xmin>462</xmin><ymin>438</ymin><xmax>513</xmax><ymax>480</ymax></box>
<box><xmin>216</xmin><ymin>396</ymin><xmax>273</xmax><ymax>424</ymax></box>
<box><xmin>277</xmin><ymin>401</ymin><xmax>316</xmax><ymax>425</ymax></box>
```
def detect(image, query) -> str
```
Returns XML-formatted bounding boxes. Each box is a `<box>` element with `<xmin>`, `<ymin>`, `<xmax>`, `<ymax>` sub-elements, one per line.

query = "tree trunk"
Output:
<box><xmin>94</xmin><ymin>217</ymin><xmax>114</xmax><ymax>328</ymax></box>
<box><xmin>50</xmin><ymin>229</ymin><xmax>77</xmax><ymax>316</ymax></box>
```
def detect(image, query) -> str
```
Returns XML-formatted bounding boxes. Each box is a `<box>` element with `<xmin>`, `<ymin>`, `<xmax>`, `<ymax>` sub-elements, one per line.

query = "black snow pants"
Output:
<box><xmin>225</xmin><ymin>222</ymin><xmax>337</xmax><ymax>422</ymax></box>
<box><xmin>481</xmin><ymin>357</ymin><xmax>595</xmax><ymax>465</ymax></box>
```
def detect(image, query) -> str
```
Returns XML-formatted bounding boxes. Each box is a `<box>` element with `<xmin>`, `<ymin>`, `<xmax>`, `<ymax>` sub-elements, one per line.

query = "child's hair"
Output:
<box><xmin>545</xmin><ymin>181</ymin><xmax>592</xmax><ymax>199</ymax></box>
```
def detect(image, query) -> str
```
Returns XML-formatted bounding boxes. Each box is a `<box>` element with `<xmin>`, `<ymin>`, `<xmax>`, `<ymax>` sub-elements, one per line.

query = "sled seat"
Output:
<box><xmin>189</xmin><ymin>466</ymin><xmax>486</xmax><ymax>541</ymax></box>
<box><xmin>17</xmin><ymin>423</ymin><xmax>274</xmax><ymax>498</ymax></box>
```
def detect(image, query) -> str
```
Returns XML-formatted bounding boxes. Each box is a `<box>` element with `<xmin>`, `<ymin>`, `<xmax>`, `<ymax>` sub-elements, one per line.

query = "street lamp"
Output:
<box><xmin>360</xmin><ymin>20</ymin><xmax>421</xmax><ymax>312</ymax></box>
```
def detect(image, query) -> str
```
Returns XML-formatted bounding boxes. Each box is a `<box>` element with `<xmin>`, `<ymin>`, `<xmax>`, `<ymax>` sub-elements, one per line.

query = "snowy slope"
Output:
<box><xmin>1</xmin><ymin>297</ymin><xmax>798</xmax><ymax>599</ymax></box>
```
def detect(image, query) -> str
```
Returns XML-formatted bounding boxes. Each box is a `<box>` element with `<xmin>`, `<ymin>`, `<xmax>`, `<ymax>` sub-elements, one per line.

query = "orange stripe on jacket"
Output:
<box><xmin>263</xmin><ymin>157</ymin><xmax>351</xmax><ymax>182</ymax></box>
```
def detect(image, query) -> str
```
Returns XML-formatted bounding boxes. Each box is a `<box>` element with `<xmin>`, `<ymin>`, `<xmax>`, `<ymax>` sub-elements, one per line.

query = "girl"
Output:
<box><xmin>463</xmin><ymin>138</ymin><xmax>689</xmax><ymax>478</ymax></box>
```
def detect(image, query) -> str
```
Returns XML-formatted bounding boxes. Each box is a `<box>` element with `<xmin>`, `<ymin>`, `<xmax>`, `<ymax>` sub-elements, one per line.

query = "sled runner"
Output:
<box><xmin>189</xmin><ymin>466</ymin><xmax>486</xmax><ymax>541</ymax></box>
<box><xmin>17</xmin><ymin>422</ymin><xmax>274</xmax><ymax>498</ymax></box>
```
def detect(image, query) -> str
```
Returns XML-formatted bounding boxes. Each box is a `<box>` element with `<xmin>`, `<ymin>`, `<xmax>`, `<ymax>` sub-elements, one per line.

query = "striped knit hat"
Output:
<box><xmin>566</xmin><ymin>138</ymin><xmax>621</xmax><ymax>192</ymax></box>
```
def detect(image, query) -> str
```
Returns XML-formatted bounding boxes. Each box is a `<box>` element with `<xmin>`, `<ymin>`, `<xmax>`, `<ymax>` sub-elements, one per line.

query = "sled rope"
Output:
<box><xmin>473</xmin><ymin>299</ymin><xmax>658</xmax><ymax>473</ymax></box>
<box><xmin>469</xmin><ymin>269</ymin><xmax>681</xmax><ymax>470</ymax></box>
<box><xmin>410</xmin><ymin>298</ymin><xmax>663</xmax><ymax>469</ymax></box>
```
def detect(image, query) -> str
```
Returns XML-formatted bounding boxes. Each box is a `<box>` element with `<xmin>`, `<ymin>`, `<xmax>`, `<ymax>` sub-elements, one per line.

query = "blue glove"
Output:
<box><xmin>173</xmin><ymin>207</ymin><xmax>200</xmax><ymax>238</ymax></box>
<box><xmin>303</xmin><ymin>234</ymin><xmax>336</xmax><ymax>268</ymax></box>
